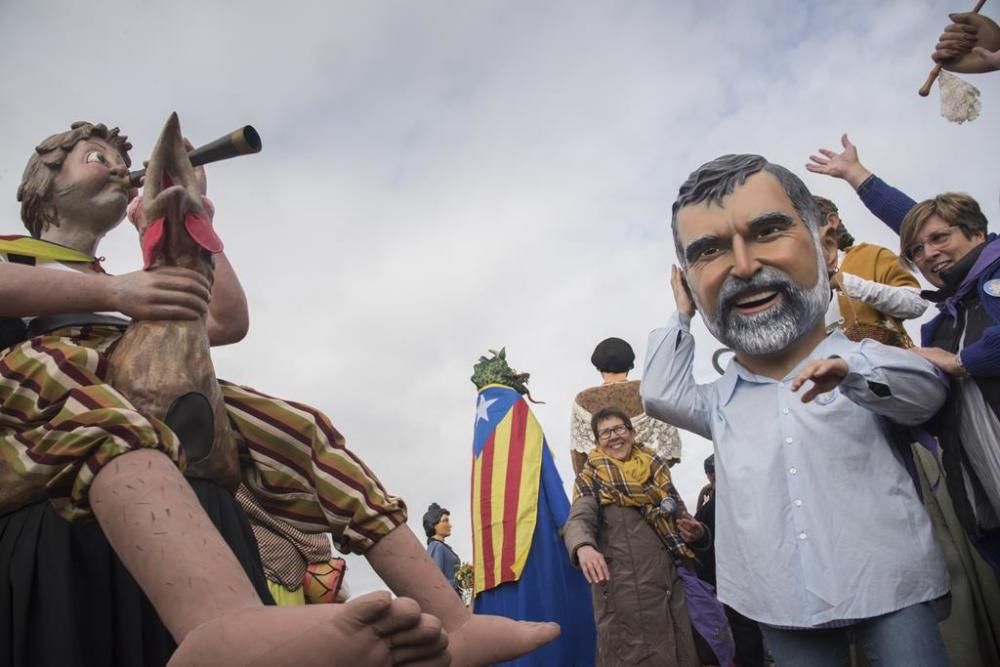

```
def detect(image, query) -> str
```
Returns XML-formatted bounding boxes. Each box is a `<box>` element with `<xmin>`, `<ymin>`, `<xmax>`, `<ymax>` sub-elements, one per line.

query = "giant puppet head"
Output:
<box><xmin>17</xmin><ymin>122</ymin><xmax>133</xmax><ymax>239</ymax></box>
<box><xmin>671</xmin><ymin>154</ymin><xmax>836</xmax><ymax>357</ymax></box>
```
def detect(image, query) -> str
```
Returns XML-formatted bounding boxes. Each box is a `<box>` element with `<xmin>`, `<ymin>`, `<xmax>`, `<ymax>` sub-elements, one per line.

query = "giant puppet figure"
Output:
<box><xmin>640</xmin><ymin>154</ymin><xmax>952</xmax><ymax>666</ymax></box>
<box><xmin>0</xmin><ymin>116</ymin><xmax>557</xmax><ymax>667</ymax></box>
<box><xmin>469</xmin><ymin>349</ymin><xmax>596</xmax><ymax>667</ymax></box>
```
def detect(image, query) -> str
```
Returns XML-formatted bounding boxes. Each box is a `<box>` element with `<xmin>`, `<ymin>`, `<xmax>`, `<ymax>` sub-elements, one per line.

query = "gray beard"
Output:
<box><xmin>697</xmin><ymin>262</ymin><xmax>829</xmax><ymax>357</ymax></box>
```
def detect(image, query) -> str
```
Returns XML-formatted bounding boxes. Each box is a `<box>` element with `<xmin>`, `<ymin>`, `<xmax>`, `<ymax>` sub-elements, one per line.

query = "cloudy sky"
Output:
<box><xmin>2</xmin><ymin>0</ymin><xmax>998</xmax><ymax>595</ymax></box>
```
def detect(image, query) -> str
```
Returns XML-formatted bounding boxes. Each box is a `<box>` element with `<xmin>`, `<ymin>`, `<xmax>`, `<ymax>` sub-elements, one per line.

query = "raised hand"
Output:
<box><xmin>671</xmin><ymin>265</ymin><xmax>696</xmax><ymax>317</ymax></box>
<box><xmin>790</xmin><ymin>357</ymin><xmax>849</xmax><ymax>403</ymax></box>
<box><xmin>933</xmin><ymin>13</ymin><xmax>1000</xmax><ymax>74</ymax></box>
<box><xmin>805</xmin><ymin>134</ymin><xmax>872</xmax><ymax>190</ymax></box>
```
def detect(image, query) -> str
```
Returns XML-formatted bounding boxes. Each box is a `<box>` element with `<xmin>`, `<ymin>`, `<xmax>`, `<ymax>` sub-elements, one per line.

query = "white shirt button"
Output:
<box><xmin>789</xmin><ymin>467</ymin><xmax>798</xmax><ymax>475</ymax></box>
<box><xmin>779</xmin><ymin>382</ymin><xmax>786</xmax><ymax>388</ymax></box>
<box><xmin>798</xmin><ymin>532</ymin><xmax>807</xmax><ymax>540</ymax></box>
<box><xmin>785</xmin><ymin>437</ymin><xmax>793</xmax><ymax>444</ymax></box>
<box><xmin>782</xmin><ymin>408</ymin><xmax>790</xmax><ymax>415</ymax></box>
<box><xmin>794</xmin><ymin>499</ymin><xmax>803</xmax><ymax>507</ymax></box>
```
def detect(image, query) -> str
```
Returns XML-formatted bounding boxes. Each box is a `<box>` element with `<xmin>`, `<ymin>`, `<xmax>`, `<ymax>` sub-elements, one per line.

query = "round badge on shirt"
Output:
<box><xmin>984</xmin><ymin>279</ymin><xmax>1000</xmax><ymax>297</ymax></box>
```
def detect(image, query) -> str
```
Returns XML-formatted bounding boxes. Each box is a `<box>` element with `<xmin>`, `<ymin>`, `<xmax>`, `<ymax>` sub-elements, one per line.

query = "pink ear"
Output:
<box><xmin>142</xmin><ymin>218</ymin><xmax>166</xmax><ymax>269</ymax></box>
<box><xmin>184</xmin><ymin>213</ymin><xmax>224</xmax><ymax>254</ymax></box>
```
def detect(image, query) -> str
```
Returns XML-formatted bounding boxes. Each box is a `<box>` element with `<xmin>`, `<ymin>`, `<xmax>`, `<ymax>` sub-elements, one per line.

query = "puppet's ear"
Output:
<box><xmin>144</xmin><ymin>112</ymin><xmax>201</xmax><ymax>200</ymax></box>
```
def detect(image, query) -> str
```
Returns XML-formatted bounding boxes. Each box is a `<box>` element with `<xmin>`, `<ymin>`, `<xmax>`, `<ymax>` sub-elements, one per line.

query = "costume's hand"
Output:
<box><xmin>933</xmin><ymin>13</ymin><xmax>1000</xmax><ymax>74</ymax></box>
<box><xmin>805</xmin><ymin>134</ymin><xmax>872</xmax><ymax>190</ymax></box>
<box><xmin>677</xmin><ymin>514</ymin><xmax>705</xmax><ymax>543</ymax></box>
<box><xmin>576</xmin><ymin>545</ymin><xmax>610</xmax><ymax>584</ymax></box>
<box><xmin>671</xmin><ymin>265</ymin><xmax>696</xmax><ymax>317</ymax></box>
<box><xmin>183</xmin><ymin>138</ymin><xmax>208</xmax><ymax>196</ymax></box>
<box><xmin>911</xmin><ymin>346</ymin><xmax>964</xmax><ymax>377</ymax></box>
<box><xmin>109</xmin><ymin>267</ymin><xmax>211</xmax><ymax>320</ymax></box>
<box><xmin>790</xmin><ymin>357</ymin><xmax>849</xmax><ymax>403</ymax></box>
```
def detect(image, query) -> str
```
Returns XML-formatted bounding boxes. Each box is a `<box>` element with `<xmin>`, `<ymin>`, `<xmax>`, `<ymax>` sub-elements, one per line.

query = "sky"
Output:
<box><xmin>1</xmin><ymin>0</ymin><xmax>998</xmax><ymax>595</ymax></box>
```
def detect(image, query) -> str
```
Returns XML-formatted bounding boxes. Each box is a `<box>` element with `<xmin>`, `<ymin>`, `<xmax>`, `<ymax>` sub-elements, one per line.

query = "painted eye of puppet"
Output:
<box><xmin>85</xmin><ymin>150</ymin><xmax>109</xmax><ymax>166</ymax></box>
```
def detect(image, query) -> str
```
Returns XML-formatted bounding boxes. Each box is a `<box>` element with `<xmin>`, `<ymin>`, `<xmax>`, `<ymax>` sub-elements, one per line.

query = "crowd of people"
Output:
<box><xmin>1</xmin><ymin>9</ymin><xmax>998</xmax><ymax>667</ymax></box>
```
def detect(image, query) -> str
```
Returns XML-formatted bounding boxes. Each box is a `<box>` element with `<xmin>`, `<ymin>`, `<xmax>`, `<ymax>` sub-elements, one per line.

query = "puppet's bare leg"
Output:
<box><xmin>367</xmin><ymin>524</ymin><xmax>560</xmax><ymax>666</ymax></box>
<box><xmin>91</xmin><ymin>449</ymin><xmax>449</xmax><ymax>666</ymax></box>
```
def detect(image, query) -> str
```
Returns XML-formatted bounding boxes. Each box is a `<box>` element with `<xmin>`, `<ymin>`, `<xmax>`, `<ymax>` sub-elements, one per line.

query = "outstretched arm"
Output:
<box><xmin>806</xmin><ymin>134</ymin><xmax>917</xmax><ymax>235</ymax></box>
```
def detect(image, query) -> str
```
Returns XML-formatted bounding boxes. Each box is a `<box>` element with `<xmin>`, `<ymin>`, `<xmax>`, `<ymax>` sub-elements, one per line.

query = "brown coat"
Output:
<box><xmin>563</xmin><ymin>495</ymin><xmax>699</xmax><ymax>667</ymax></box>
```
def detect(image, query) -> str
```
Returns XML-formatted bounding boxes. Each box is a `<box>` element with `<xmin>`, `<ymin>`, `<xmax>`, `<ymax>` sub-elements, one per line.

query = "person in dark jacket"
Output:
<box><xmin>563</xmin><ymin>406</ymin><xmax>707</xmax><ymax>667</ymax></box>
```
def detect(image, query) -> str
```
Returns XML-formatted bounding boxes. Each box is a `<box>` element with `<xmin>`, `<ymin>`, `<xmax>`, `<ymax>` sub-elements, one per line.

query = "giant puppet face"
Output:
<box><xmin>50</xmin><ymin>136</ymin><xmax>132</xmax><ymax>235</ymax></box>
<box><xmin>674</xmin><ymin>169</ymin><xmax>832</xmax><ymax>357</ymax></box>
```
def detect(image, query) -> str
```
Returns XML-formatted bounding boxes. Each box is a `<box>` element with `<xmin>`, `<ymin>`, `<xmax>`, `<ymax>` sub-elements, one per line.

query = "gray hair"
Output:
<box><xmin>670</xmin><ymin>154</ymin><xmax>822</xmax><ymax>267</ymax></box>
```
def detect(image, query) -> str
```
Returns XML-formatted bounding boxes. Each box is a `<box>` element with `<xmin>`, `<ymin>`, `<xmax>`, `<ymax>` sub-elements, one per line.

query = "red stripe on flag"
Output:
<box><xmin>479</xmin><ymin>431</ymin><xmax>497</xmax><ymax>590</ymax></box>
<box><xmin>499</xmin><ymin>400</ymin><xmax>527</xmax><ymax>579</ymax></box>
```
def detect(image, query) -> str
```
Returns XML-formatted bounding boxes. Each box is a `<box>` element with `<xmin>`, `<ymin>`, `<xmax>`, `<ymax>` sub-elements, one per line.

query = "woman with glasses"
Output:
<box><xmin>563</xmin><ymin>406</ymin><xmax>721</xmax><ymax>667</ymax></box>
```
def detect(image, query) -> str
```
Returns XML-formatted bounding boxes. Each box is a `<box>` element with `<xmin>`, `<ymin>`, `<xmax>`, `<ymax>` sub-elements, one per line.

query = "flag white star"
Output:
<box><xmin>476</xmin><ymin>394</ymin><xmax>498</xmax><ymax>423</ymax></box>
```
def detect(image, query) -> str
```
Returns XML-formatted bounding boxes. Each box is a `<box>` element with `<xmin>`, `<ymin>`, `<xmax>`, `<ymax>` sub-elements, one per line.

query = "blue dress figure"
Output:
<box><xmin>469</xmin><ymin>349</ymin><xmax>596</xmax><ymax>666</ymax></box>
<box><xmin>423</xmin><ymin>503</ymin><xmax>462</xmax><ymax>596</ymax></box>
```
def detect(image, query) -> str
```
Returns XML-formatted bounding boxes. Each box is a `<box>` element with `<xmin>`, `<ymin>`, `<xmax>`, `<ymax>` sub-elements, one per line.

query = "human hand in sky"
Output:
<box><xmin>805</xmin><ymin>134</ymin><xmax>873</xmax><ymax>191</ymax></box>
<box><xmin>933</xmin><ymin>13</ymin><xmax>1000</xmax><ymax>74</ymax></box>
<box><xmin>790</xmin><ymin>357</ymin><xmax>849</xmax><ymax>403</ymax></box>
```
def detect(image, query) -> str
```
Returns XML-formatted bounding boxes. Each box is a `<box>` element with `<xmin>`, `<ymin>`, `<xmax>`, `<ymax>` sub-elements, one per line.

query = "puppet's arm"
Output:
<box><xmin>0</xmin><ymin>261</ymin><xmax>209</xmax><ymax>321</ymax></box>
<box><xmin>206</xmin><ymin>251</ymin><xmax>249</xmax><ymax>345</ymax></box>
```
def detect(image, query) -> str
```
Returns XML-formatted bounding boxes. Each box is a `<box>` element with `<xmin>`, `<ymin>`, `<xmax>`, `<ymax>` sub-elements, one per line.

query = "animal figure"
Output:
<box><xmin>106</xmin><ymin>113</ymin><xmax>237</xmax><ymax>486</ymax></box>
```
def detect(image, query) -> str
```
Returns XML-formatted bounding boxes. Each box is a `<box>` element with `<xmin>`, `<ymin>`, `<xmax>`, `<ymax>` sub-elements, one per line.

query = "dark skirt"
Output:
<box><xmin>0</xmin><ymin>479</ymin><xmax>273</xmax><ymax>667</ymax></box>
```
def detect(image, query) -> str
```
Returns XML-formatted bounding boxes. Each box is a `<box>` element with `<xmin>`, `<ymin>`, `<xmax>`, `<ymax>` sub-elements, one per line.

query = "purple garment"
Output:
<box><xmin>856</xmin><ymin>174</ymin><xmax>917</xmax><ymax>234</ymax></box>
<box><xmin>678</xmin><ymin>566</ymin><xmax>735</xmax><ymax>666</ymax></box>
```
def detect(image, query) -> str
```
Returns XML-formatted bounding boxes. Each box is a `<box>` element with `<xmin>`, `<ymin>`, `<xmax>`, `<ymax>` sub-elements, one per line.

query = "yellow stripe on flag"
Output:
<box><xmin>489</xmin><ymin>409</ymin><xmax>513</xmax><ymax>587</ymax></box>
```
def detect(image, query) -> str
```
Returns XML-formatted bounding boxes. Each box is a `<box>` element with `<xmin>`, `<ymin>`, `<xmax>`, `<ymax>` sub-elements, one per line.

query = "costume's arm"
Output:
<box><xmin>837</xmin><ymin>340</ymin><xmax>948</xmax><ymax>425</ymax></box>
<box><xmin>837</xmin><ymin>272</ymin><xmax>928</xmax><ymax>320</ymax></box>
<box><xmin>0</xmin><ymin>261</ymin><xmax>118</xmax><ymax>317</ymax></box>
<box><xmin>640</xmin><ymin>312</ymin><xmax>713</xmax><ymax>439</ymax></box>
<box><xmin>206</xmin><ymin>251</ymin><xmax>249</xmax><ymax>346</ymax></box>
<box><xmin>855</xmin><ymin>174</ymin><xmax>918</xmax><ymax>236</ymax></box>
<box><xmin>0</xmin><ymin>260</ymin><xmax>209</xmax><ymax>321</ymax></box>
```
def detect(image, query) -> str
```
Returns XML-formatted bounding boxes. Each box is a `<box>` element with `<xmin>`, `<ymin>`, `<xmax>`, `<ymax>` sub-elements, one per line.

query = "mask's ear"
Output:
<box><xmin>820</xmin><ymin>221</ymin><xmax>838</xmax><ymax>276</ymax></box>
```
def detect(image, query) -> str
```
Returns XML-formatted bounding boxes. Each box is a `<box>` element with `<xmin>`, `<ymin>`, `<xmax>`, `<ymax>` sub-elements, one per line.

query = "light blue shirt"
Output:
<box><xmin>641</xmin><ymin>313</ymin><xmax>949</xmax><ymax>628</ymax></box>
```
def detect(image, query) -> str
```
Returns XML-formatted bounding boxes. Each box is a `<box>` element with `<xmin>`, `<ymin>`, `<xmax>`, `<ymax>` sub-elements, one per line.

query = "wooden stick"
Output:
<box><xmin>919</xmin><ymin>0</ymin><xmax>988</xmax><ymax>96</ymax></box>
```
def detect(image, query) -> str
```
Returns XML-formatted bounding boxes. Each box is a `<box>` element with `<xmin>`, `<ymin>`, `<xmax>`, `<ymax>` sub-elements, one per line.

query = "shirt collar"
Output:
<box><xmin>716</xmin><ymin>332</ymin><xmax>845</xmax><ymax>406</ymax></box>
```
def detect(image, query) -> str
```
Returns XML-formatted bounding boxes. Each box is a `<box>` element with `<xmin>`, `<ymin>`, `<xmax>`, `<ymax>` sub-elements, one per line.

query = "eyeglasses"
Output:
<box><xmin>597</xmin><ymin>424</ymin><xmax>630</xmax><ymax>441</ymax></box>
<box><xmin>905</xmin><ymin>226</ymin><xmax>961</xmax><ymax>263</ymax></box>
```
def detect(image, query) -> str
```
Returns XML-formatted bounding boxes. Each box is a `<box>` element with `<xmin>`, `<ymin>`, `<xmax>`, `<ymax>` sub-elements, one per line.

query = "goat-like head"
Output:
<box><xmin>139</xmin><ymin>112</ymin><xmax>223</xmax><ymax>271</ymax></box>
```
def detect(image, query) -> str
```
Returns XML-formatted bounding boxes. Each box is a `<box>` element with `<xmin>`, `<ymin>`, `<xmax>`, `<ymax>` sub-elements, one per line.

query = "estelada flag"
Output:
<box><xmin>470</xmin><ymin>383</ymin><xmax>545</xmax><ymax>595</ymax></box>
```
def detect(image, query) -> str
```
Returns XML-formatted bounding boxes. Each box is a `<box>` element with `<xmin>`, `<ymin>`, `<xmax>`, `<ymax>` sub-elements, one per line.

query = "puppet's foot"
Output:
<box><xmin>168</xmin><ymin>591</ymin><xmax>448</xmax><ymax>667</ymax></box>
<box><xmin>448</xmin><ymin>614</ymin><xmax>560</xmax><ymax>667</ymax></box>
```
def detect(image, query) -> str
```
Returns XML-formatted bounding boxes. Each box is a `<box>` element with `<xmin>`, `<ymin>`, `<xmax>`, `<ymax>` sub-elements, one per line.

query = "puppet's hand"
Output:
<box><xmin>790</xmin><ymin>357</ymin><xmax>849</xmax><ymax>403</ymax></box>
<box><xmin>805</xmin><ymin>134</ymin><xmax>872</xmax><ymax>190</ymax></box>
<box><xmin>933</xmin><ymin>13</ymin><xmax>1000</xmax><ymax>74</ymax></box>
<box><xmin>671</xmin><ymin>265</ymin><xmax>696</xmax><ymax>317</ymax></box>
<box><xmin>108</xmin><ymin>267</ymin><xmax>211</xmax><ymax>320</ymax></box>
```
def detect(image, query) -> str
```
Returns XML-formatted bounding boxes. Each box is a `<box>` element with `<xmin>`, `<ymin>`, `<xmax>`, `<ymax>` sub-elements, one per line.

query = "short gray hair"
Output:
<box><xmin>670</xmin><ymin>154</ymin><xmax>822</xmax><ymax>267</ymax></box>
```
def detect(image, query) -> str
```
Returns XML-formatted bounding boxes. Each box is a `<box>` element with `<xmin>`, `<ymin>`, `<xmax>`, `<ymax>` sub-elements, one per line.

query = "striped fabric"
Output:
<box><xmin>470</xmin><ymin>384</ymin><xmax>543</xmax><ymax>595</ymax></box>
<box><xmin>0</xmin><ymin>326</ymin><xmax>181</xmax><ymax>520</ymax></box>
<box><xmin>1</xmin><ymin>327</ymin><xmax>407</xmax><ymax>555</ymax></box>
